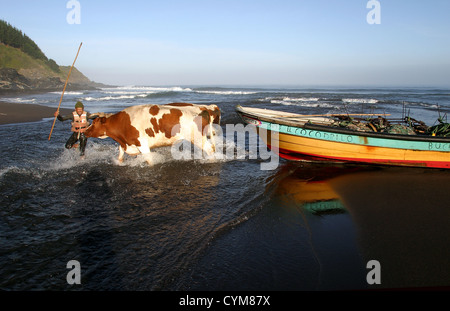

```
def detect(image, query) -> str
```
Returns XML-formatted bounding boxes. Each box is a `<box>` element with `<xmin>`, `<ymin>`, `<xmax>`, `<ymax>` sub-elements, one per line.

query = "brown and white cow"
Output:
<box><xmin>85</xmin><ymin>103</ymin><xmax>221</xmax><ymax>164</ymax></box>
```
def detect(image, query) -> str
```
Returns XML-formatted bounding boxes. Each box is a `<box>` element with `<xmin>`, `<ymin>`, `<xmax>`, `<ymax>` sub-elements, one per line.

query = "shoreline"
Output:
<box><xmin>0</xmin><ymin>101</ymin><xmax>73</xmax><ymax>125</ymax></box>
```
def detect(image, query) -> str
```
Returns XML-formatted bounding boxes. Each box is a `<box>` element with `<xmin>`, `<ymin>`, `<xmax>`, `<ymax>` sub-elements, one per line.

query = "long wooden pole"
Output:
<box><xmin>48</xmin><ymin>42</ymin><xmax>83</xmax><ymax>141</ymax></box>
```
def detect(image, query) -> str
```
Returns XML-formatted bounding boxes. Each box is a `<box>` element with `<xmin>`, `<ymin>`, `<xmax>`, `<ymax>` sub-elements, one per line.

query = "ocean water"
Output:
<box><xmin>1</xmin><ymin>86</ymin><xmax>449</xmax><ymax>291</ymax></box>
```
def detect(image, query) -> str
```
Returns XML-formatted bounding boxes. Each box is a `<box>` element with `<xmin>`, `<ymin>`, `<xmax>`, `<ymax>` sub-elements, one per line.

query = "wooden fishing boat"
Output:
<box><xmin>236</xmin><ymin>105</ymin><xmax>450</xmax><ymax>169</ymax></box>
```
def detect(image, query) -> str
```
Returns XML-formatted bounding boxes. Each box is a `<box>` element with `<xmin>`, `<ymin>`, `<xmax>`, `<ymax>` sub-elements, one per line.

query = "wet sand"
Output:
<box><xmin>184</xmin><ymin>162</ymin><xmax>450</xmax><ymax>291</ymax></box>
<box><xmin>329</xmin><ymin>166</ymin><xmax>450</xmax><ymax>289</ymax></box>
<box><xmin>0</xmin><ymin>101</ymin><xmax>72</xmax><ymax>125</ymax></box>
<box><xmin>273</xmin><ymin>163</ymin><xmax>450</xmax><ymax>290</ymax></box>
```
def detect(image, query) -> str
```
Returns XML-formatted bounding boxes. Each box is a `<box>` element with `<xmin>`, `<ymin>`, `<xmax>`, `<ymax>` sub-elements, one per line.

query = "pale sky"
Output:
<box><xmin>1</xmin><ymin>0</ymin><xmax>450</xmax><ymax>87</ymax></box>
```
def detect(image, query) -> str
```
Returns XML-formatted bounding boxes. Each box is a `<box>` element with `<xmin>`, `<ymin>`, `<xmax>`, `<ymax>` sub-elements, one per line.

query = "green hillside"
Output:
<box><xmin>0</xmin><ymin>19</ymin><xmax>103</xmax><ymax>92</ymax></box>
<box><xmin>0</xmin><ymin>20</ymin><xmax>47</xmax><ymax>60</ymax></box>
<box><xmin>0</xmin><ymin>43</ymin><xmax>61</xmax><ymax>79</ymax></box>
<box><xmin>0</xmin><ymin>20</ymin><xmax>60</xmax><ymax>72</ymax></box>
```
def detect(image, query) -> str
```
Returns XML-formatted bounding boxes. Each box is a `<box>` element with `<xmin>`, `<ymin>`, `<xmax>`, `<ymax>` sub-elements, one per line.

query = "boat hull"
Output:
<box><xmin>237</xmin><ymin>107</ymin><xmax>450</xmax><ymax>169</ymax></box>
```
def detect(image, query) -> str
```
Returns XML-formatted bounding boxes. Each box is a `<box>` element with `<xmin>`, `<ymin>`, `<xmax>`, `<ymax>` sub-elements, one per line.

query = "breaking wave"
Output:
<box><xmin>82</xmin><ymin>86</ymin><xmax>196</xmax><ymax>102</ymax></box>
<box><xmin>103</xmin><ymin>86</ymin><xmax>193</xmax><ymax>93</ymax></box>
<box><xmin>83</xmin><ymin>95</ymin><xmax>141</xmax><ymax>101</ymax></box>
<box><xmin>195</xmin><ymin>90</ymin><xmax>257</xmax><ymax>95</ymax></box>
<box><xmin>49</xmin><ymin>91</ymin><xmax>84</xmax><ymax>95</ymax></box>
<box><xmin>342</xmin><ymin>98</ymin><xmax>379</xmax><ymax>104</ymax></box>
<box><xmin>265</xmin><ymin>96</ymin><xmax>336</xmax><ymax>108</ymax></box>
<box><xmin>1</xmin><ymin>97</ymin><xmax>37</xmax><ymax>103</ymax></box>
<box><xmin>270</xmin><ymin>96</ymin><xmax>319</xmax><ymax>103</ymax></box>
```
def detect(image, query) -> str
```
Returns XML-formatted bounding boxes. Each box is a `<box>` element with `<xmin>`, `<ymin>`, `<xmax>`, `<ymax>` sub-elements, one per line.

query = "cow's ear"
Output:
<box><xmin>100</xmin><ymin>117</ymin><xmax>107</xmax><ymax>124</ymax></box>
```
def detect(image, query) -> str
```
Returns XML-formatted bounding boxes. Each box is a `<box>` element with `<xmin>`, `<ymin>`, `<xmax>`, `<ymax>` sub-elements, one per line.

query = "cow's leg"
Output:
<box><xmin>200</xmin><ymin>123</ymin><xmax>217</xmax><ymax>159</ymax></box>
<box><xmin>208</xmin><ymin>123</ymin><xmax>216</xmax><ymax>153</ymax></box>
<box><xmin>202</xmin><ymin>135</ymin><xmax>215</xmax><ymax>156</ymax></box>
<box><xmin>192</xmin><ymin>133</ymin><xmax>215</xmax><ymax>160</ymax></box>
<box><xmin>118</xmin><ymin>146</ymin><xmax>125</xmax><ymax>163</ymax></box>
<box><xmin>192</xmin><ymin>112</ymin><xmax>215</xmax><ymax>159</ymax></box>
<box><xmin>137</xmin><ymin>145</ymin><xmax>152</xmax><ymax>165</ymax></box>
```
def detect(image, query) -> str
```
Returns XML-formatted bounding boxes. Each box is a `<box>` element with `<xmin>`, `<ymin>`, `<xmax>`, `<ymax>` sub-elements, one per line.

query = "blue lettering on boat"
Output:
<box><xmin>429</xmin><ymin>142</ymin><xmax>450</xmax><ymax>150</ymax></box>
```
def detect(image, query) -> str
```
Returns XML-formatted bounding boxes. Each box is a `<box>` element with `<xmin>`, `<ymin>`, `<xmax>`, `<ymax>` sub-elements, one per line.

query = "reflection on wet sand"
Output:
<box><xmin>273</xmin><ymin>162</ymin><xmax>450</xmax><ymax>289</ymax></box>
<box><xmin>272</xmin><ymin>163</ymin><xmax>367</xmax><ymax>215</ymax></box>
<box><xmin>331</xmin><ymin>167</ymin><xmax>450</xmax><ymax>289</ymax></box>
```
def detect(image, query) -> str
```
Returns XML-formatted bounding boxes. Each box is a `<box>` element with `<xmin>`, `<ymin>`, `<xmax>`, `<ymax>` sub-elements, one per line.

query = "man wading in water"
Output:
<box><xmin>54</xmin><ymin>101</ymin><xmax>99</xmax><ymax>158</ymax></box>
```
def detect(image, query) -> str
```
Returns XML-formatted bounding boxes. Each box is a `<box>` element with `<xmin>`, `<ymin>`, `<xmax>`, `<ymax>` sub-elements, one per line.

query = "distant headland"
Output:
<box><xmin>0</xmin><ymin>19</ymin><xmax>111</xmax><ymax>95</ymax></box>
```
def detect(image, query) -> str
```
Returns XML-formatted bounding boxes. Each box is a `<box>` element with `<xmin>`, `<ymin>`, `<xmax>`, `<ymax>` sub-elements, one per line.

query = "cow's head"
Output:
<box><xmin>85</xmin><ymin>117</ymin><xmax>109</xmax><ymax>139</ymax></box>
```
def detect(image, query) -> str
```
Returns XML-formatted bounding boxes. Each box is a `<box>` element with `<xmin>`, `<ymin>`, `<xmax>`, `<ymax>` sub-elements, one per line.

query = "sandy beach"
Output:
<box><xmin>0</xmin><ymin>101</ymin><xmax>72</xmax><ymax>125</ymax></box>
